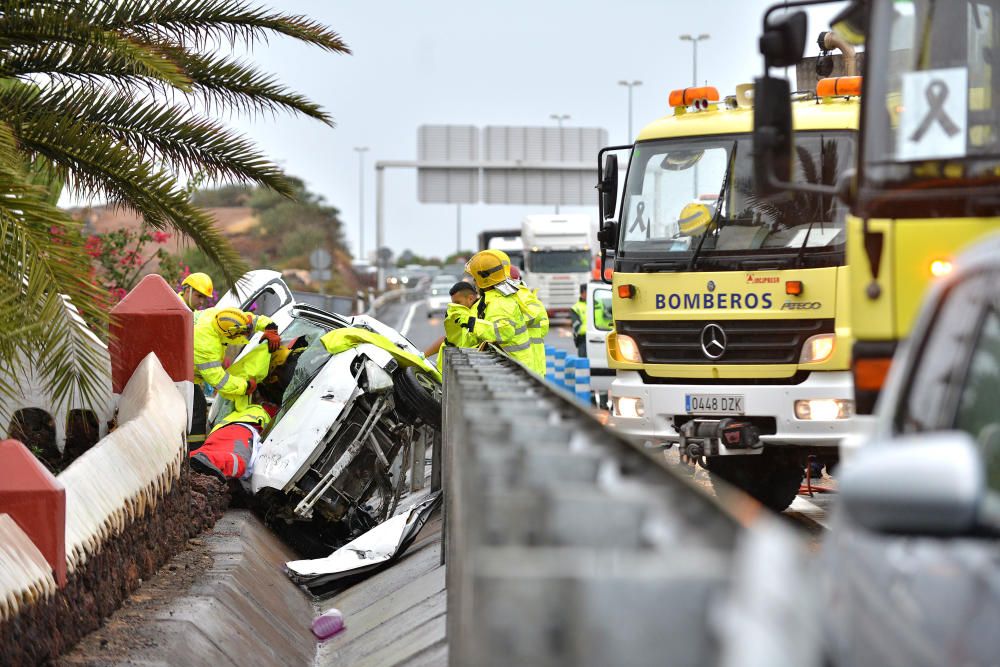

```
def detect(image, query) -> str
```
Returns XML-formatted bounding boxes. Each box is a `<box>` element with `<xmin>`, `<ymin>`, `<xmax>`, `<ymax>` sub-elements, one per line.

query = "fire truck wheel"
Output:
<box><xmin>704</xmin><ymin>452</ymin><xmax>803</xmax><ymax>513</ymax></box>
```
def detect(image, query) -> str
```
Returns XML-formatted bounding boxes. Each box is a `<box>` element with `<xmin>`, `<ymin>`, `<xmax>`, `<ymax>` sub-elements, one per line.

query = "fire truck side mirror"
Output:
<box><xmin>597</xmin><ymin>221</ymin><xmax>619</xmax><ymax>252</ymax></box>
<box><xmin>753</xmin><ymin>75</ymin><xmax>794</xmax><ymax>197</ymax></box>
<box><xmin>759</xmin><ymin>9</ymin><xmax>808</xmax><ymax>69</ymax></box>
<box><xmin>600</xmin><ymin>153</ymin><xmax>619</xmax><ymax>223</ymax></box>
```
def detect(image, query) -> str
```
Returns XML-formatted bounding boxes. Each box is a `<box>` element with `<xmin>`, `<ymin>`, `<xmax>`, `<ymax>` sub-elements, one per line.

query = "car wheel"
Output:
<box><xmin>394</xmin><ymin>366</ymin><xmax>442</xmax><ymax>430</ymax></box>
<box><xmin>704</xmin><ymin>452</ymin><xmax>803</xmax><ymax>513</ymax></box>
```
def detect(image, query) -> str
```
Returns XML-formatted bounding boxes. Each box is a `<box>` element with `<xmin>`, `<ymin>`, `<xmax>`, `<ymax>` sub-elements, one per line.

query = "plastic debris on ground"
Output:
<box><xmin>311</xmin><ymin>608</ymin><xmax>345</xmax><ymax>640</ymax></box>
<box><xmin>285</xmin><ymin>491</ymin><xmax>441</xmax><ymax>595</ymax></box>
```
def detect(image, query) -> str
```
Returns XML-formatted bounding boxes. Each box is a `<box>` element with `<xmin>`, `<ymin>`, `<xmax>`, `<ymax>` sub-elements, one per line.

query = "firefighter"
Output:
<box><xmin>189</xmin><ymin>404</ymin><xmax>271</xmax><ymax>481</ymax></box>
<box><xmin>508</xmin><ymin>265</ymin><xmax>549</xmax><ymax>376</ymax></box>
<box><xmin>178</xmin><ymin>273</ymin><xmax>214</xmax><ymax>324</ymax></box>
<box><xmin>570</xmin><ymin>284</ymin><xmax>588</xmax><ymax>357</ymax></box>
<box><xmin>424</xmin><ymin>281</ymin><xmax>480</xmax><ymax>373</ymax></box>
<box><xmin>188</xmin><ymin>307</ymin><xmax>281</xmax><ymax>448</ymax></box>
<box><xmin>479</xmin><ymin>249</ymin><xmax>548</xmax><ymax>376</ymax></box>
<box><xmin>463</xmin><ymin>250</ymin><xmax>534</xmax><ymax>368</ymax></box>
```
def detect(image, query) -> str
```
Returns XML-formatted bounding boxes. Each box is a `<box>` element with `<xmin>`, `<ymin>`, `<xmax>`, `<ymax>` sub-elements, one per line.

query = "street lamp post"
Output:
<box><xmin>679</xmin><ymin>34</ymin><xmax>710</xmax><ymax>198</ymax></box>
<box><xmin>679</xmin><ymin>33</ymin><xmax>710</xmax><ymax>87</ymax></box>
<box><xmin>353</xmin><ymin>146</ymin><xmax>369</xmax><ymax>260</ymax></box>
<box><xmin>617</xmin><ymin>80</ymin><xmax>642</xmax><ymax>142</ymax></box>
<box><xmin>549</xmin><ymin>113</ymin><xmax>570</xmax><ymax>213</ymax></box>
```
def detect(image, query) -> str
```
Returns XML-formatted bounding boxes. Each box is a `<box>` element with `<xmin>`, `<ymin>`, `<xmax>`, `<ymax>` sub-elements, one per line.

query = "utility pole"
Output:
<box><xmin>456</xmin><ymin>204</ymin><xmax>462</xmax><ymax>254</ymax></box>
<box><xmin>353</xmin><ymin>146</ymin><xmax>369</xmax><ymax>259</ymax></box>
<box><xmin>549</xmin><ymin>113</ymin><xmax>570</xmax><ymax>214</ymax></box>
<box><xmin>617</xmin><ymin>80</ymin><xmax>642</xmax><ymax>141</ymax></box>
<box><xmin>680</xmin><ymin>33</ymin><xmax>710</xmax><ymax>198</ymax></box>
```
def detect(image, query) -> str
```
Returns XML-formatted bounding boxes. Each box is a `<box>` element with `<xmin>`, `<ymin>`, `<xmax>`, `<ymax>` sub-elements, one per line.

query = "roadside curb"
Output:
<box><xmin>62</xmin><ymin>510</ymin><xmax>316</xmax><ymax>667</ymax></box>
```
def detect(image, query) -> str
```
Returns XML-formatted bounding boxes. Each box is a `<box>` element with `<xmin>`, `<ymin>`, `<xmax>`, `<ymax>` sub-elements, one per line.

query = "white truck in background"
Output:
<box><xmin>479</xmin><ymin>229</ymin><xmax>524</xmax><ymax>272</ymax></box>
<box><xmin>521</xmin><ymin>214</ymin><xmax>595</xmax><ymax>315</ymax></box>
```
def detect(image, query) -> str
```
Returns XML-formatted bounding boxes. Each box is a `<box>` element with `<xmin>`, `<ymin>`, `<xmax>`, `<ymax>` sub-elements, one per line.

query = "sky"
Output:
<box><xmin>224</xmin><ymin>0</ymin><xmax>842</xmax><ymax>261</ymax></box>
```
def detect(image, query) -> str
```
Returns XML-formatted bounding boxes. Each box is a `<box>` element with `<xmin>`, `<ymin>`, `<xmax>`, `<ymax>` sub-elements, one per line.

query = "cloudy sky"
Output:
<box><xmin>228</xmin><ymin>0</ymin><xmax>842</xmax><ymax>260</ymax></box>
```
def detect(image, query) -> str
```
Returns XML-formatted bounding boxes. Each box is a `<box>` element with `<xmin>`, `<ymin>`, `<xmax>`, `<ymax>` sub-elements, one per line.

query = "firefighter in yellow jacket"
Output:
<box><xmin>424</xmin><ymin>281</ymin><xmax>480</xmax><ymax>373</ymax></box>
<box><xmin>463</xmin><ymin>250</ymin><xmax>534</xmax><ymax>368</ymax></box>
<box><xmin>189</xmin><ymin>307</ymin><xmax>281</xmax><ymax>447</ymax></box>
<box><xmin>178</xmin><ymin>273</ymin><xmax>214</xmax><ymax>325</ymax></box>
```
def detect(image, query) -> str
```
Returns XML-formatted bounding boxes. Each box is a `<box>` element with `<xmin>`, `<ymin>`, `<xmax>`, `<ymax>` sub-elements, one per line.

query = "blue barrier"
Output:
<box><xmin>564</xmin><ymin>355</ymin><xmax>577</xmax><ymax>393</ymax></box>
<box><xmin>553</xmin><ymin>350</ymin><xmax>567</xmax><ymax>388</ymax></box>
<box><xmin>574</xmin><ymin>357</ymin><xmax>592</xmax><ymax>405</ymax></box>
<box><xmin>545</xmin><ymin>345</ymin><xmax>556</xmax><ymax>382</ymax></box>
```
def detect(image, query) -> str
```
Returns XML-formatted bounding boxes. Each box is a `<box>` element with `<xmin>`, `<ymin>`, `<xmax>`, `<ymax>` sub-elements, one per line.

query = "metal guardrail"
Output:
<box><xmin>441</xmin><ymin>347</ymin><xmax>815</xmax><ymax>667</ymax></box>
<box><xmin>365</xmin><ymin>284</ymin><xmax>424</xmax><ymax>319</ymax></box>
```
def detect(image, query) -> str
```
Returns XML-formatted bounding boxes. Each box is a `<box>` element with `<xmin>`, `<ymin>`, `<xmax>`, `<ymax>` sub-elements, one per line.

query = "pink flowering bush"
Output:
<box><xmin>85</xmin><ymin>227</ymin><xmax>185</xmax><ymax>304</ymax></box>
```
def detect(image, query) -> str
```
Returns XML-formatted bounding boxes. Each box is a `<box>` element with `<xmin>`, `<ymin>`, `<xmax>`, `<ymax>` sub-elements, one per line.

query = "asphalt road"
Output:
<box><xmin>378</xmin><ymin>294</ymin><xmax>833</xmax><ymax>539</ymax></box>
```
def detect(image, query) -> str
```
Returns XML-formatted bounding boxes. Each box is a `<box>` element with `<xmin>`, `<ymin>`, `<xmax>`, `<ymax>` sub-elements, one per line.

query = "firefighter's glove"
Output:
<box><xmin>245</xmin><ymin>377</ymin><xmax>258</xmax><ymax>396</ymax></box>
<box><xmin>262</xmin><ymin>329</ymin><xmax>281</xmax><ymax>352</ymax></box>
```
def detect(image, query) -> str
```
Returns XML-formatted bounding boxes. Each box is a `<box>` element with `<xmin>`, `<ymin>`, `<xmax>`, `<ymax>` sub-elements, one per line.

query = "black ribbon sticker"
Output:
<box><xmin>909</xmin><ymin>79</ymin><xmax>961</xmax><ymax>143</ymax></box>
<box><xmin>629</xmin><ymin>201</ymin><xmax>647</xmax><ymax>234</ymax></box>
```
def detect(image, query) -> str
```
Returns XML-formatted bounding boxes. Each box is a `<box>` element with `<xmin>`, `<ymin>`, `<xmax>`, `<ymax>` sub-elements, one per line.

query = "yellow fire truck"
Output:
<box><xmin>753</xmin><ymin>0</ymin><xmax>1000</xmax><ymax>415</ymax></box>
<box><xmin>597</xmin><ymin>78</ymin><xmax>862</xmax><ymax>511</ymax></box>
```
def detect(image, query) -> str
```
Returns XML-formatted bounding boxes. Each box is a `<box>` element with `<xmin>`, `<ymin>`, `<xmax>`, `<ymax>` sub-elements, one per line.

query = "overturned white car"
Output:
<box><xmin>205</xmin><ymin>271</ymin><xmax>441</xmax><ymax>555</ymax></box>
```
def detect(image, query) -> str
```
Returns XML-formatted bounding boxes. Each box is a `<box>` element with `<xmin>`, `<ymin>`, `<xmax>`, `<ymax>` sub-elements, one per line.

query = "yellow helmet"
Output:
<box><xmin>678</xmin><ymin>202</ymin><xmax>714</xmax><ymax>236</ymax></box>
<box><xmin>181</xmin><ymin>272</ymin><xmax>214</xmax><ymax>298</ymax></box>
<box><xmin>466</xmin><ymin>250</ymin><xmax>507</xmax><ymax>289</ymax></box>
<box><xmin>212</xmin><ymin>307</ymin><xmax>252</xmax><ymax>339</ymax></box>
<box><xmin>489</xmin><ymin>249</ymin><xmax>513</xmax><ymax>278</ymax></box>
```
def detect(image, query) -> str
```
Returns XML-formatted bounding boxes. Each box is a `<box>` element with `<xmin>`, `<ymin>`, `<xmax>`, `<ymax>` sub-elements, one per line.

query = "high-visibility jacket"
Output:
<box><xmin>178</xmin><ymin>292</ymin><xmax>210</xmax><ymax>326</ymax></box>
<box><xmin>190</xmin><ymin>421</ymin><xmax>261</xmax><ymax>480</ymax></box>
<box><xmin>514</xmin><ymin>286</ymin><xmax>548</xmax><ymax>375</ymax></box>
<box><xmin>570</xmin><ymin>299</ymin><xmax>588</xmax><ymax>339</ymax></box>
<box><xmin>470</xmin><ymin>288</ymin><xmax>534</xmax><ymax>368</ymax></box>
<box><xmin>437</xmin><ymin>302</ymin><xmax>478</xmax><ymax>372</ymax></box>
<box><xmin>193</xmin><ymin>311</ymin><xmax>274</xmax><ymax>395</ymax></box>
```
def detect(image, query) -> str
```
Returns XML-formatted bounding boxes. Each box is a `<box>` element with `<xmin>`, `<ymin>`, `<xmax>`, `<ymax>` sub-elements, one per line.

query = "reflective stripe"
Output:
<box><xmin>492</xmin><ymin>321</ymin><xmax>501</xmax><ymax>342</ymax></box>
<box><xmin>231</xmin><ymin>453</ymin><xmax>241</xmax><ymax>476</ymax></box>
<box><xmin>478</xmin><ymin>264</ymin><xmax>503</xmax><ymax>278</ymax></box>
<box><xmin>511</xmin><ymin>324</ymin><xmax>527</xmax><ymax>335</ymax></box>
<box><xmin>502</xmin><ymin>341</ymin><xmax>532</xmax><ymax>353</ymax></box>
<box><xmin>195</xmin><ymin>361</ymin><xmax>223</xmax><ymax>370</ymax></box>
<box><xmin>212</xmin><ymin>372</ymin><xmax>231</xmax><ymax>391</ymax></box>
<box><xmin>529</xmin><ymin>337</ymin><xmax>544</xmax><ymax>344</ymax></box>
<box><xmin>525</xmin><ymin>316</ymin><xmax>538</xmax><ymax>327</ymax></box>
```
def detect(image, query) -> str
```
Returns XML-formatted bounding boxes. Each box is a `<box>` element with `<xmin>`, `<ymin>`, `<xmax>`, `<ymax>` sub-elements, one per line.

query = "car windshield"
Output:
<box><xmin>526</xmin><ymin>249</ymin><xmax>591</xmax><ymax>273</ymax></box>
<box><xmin>863</xmin><ymin>0</ymin><xmax>1000</xmax><ymax>192</ymax></box>
<box><xmin>620</xmin><ymin>132</ymin><xmax>854</xmax><ymax>261</ymax></box>
<box><xmin>213</xmin><ymin>317</ymin><xmax>333</xmax><ymax>434</ymax></box>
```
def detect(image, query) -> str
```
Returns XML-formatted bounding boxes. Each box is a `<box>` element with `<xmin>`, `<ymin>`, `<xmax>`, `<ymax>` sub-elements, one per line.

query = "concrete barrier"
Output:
<box><xmin>441</xmin><ymin>347</ymin><xmax>798</xmax><ymax>667</ymax></box>
<box><xmin>61</xmin><ymin>352</ymin><xmax>187</xmax><ymax>573</ymax></box>
<box><xmin>1</xmin><ymin>342</ymin><xmax>191</xmax><ymax>664</ymax></box>
<box><xmin>0</xmin><ymin>514</ymin><xmax>57</xmax><ymax>622</ymax></box>
<box><xmin>109</xmin><ymin>274</ymin><xmax>193</xmax><ymax>429</ymax></box>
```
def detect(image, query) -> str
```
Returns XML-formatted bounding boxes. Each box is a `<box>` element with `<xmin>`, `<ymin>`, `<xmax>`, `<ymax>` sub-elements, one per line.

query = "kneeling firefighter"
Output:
<box><xmin>189</xmin><ymin>307</ymin><xmax>281</xmax><ymax>448</ymax></box>
<box><xmin>463</xmin><ymin>250</ymin><xmax>534</xmax><ymax>369</ymax></box>
<box><xmin>189</xmin><ymin>334</ymin><xmax>283</xmax><ymax>480</ymax></box>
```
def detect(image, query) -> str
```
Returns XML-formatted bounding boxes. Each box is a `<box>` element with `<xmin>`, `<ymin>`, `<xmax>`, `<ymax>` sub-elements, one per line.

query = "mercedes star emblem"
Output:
<box><xmin>700</xmin><ymin>323</ymin><xmax>727</xmax><ymax>360</ymax></box>
<box><xmin>707</xmin><ymin>280</ymin><xmax>716</xmax><ymax>292</ymax></box>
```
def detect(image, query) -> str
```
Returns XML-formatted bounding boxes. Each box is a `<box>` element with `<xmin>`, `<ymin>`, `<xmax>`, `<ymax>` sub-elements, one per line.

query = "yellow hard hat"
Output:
<box><xmin>678</xmin><ymin>202</ymin><xmax>714</xmax><ymax>236</ymax></box>
<box><xmin>182</xmin><ymin>272</ymin><xmax>214</xmax><ymax>298</ymax></box>
<box><xmin>490</xmin><ymin>249</ymin><xmax>513</xmax><ymax>278</ymax></box>
<box><xmin>466</xmin><ymin>250</ymin><xmax>507</xmax><ymax>289</ymax></box>
<box><xmin>212</xmin><ymin>307</ymin><xmax>252</xmax><ymax>339</ymax></box>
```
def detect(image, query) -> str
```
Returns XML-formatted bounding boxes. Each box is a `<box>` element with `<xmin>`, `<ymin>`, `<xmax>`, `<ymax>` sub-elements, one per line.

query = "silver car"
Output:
<box><xmin>822</xmin><ymin>235</ymin><xmax>1000</xmax><ymax>667</ymax></box>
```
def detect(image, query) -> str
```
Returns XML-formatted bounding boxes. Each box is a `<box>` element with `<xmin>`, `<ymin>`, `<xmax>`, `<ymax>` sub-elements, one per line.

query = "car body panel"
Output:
<box><xmin>249</xmin><ymin>341</ymin><xmax>396</xmax><ymax>494</ymax></box>
<box><xmin>819</xmin><ymin>232</ymin><xmax>1000</xmax><ymax>666</ymax></box>
<box><xmin>216</xmin><ymin>269</ymin><xmax>296</xmax><ymax>331</ymax></box>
